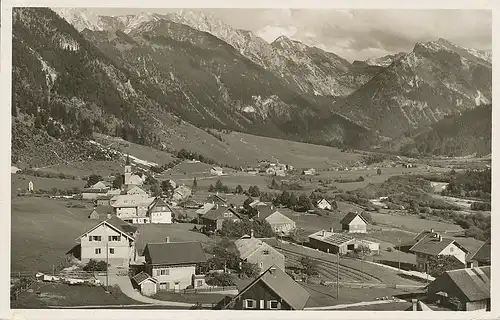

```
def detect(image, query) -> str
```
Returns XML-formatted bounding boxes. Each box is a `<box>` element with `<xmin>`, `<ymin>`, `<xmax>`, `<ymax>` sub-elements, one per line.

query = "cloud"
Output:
<box><xmin>256</xmin><ymin>25</ymin><xmax>298</xmax><ymax>43</ymax></box>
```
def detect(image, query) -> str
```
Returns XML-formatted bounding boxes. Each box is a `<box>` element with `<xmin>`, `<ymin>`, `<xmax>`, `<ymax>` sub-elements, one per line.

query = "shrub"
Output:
<box><xmin>206</xmin><ymin>273</ymin><xmax>235</xmax><ymax>287</ymax></box>
<box><xmin>83</xmin><ymin>259</ymin><xmax>108</xmax><ymax>272</ymax></box>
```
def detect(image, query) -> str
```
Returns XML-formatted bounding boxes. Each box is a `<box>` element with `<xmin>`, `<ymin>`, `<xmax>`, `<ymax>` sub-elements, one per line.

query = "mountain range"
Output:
<box><xmin>11</xmin><ymin>7</ymin><xmax>492</xmax><ymax>166</ymax></box>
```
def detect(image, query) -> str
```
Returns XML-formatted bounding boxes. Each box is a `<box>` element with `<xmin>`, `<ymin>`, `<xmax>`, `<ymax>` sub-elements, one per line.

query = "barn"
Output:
<box><xmin>340</xmin><ymin>212</ymin><xmax>368</xmax><ymax>234</ymax></box>
<box><xmin>308</xmin><ymin>230</ymin><xmax>356</xmax><ymax>254</ymax></box>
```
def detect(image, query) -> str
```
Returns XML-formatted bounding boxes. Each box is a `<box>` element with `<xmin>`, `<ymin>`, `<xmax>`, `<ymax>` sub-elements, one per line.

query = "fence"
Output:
<box><xmin>162</xmin><ymin>285</ymin><xmax>238</xmax><ymax>294</ymax></box>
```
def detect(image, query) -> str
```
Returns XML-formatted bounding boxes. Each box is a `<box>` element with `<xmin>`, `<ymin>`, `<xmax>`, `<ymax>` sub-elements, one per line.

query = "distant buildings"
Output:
<box><xmin>124</xmin><ymin>155</ymin><xmax>144</xmax><ymax>191</ymax></box>
<box><xmin>172</xmin><ymin>185</ymin><xmax>192</xmax><ymax>203</ymax></box>
<box><xmin>218</xmin><ymin>265</ymin><xmax>310</xmax><ymax>310</ymax></box>
<box><xmin>77</xmin><ymin>216</ymin><xmax>138</xmax><ymax>266</ymax></box>
<box><xmin>469</xmin><ymin>239</ymin><xmax>491</xmax><ymax>267</ymax></box>
<box><xmin>110</xmin><ymin>194</ymin><xmax>155</xmax><ymax>224</ymax></box>
<box><xmin>302</xmin><ymin>168</ymin><xmax>316</xmax><ymax>176</ymax></box>
<box><xmin>206</xmin><ymin>193</ymin><xmax>228</xmax><ymax>206</ymax></box>
<box><xmin>308</xmin><ymin>229</ymin><xmax>380</xmax><ymax>255</ymax></box>
<box><xmin>147</xmin><ymin>197</ymin><xmax>173</xmax><ymax>224</ymax></box>
<box><xmin>210</xmin><ymin>166</ymin><xmax>224</xmax><ymax>176</ymax></box>
<box><xmin>200</xmin><ymin>206</ymin><xmax>242</xmax><ymax>232</ymax></box>
<box><xmin>426</xmin><ymin>266</ymin><xmax>490</xmax><ymax>311</ymax></box>
<box><xmin>235</xmin><ymin>232</ymin><xmax>285</xmax><ymax>273</ymax></box>
<box><xmin>340</xmin><ymin>212</ymin><xmax>368</xmax><ymax>234</ymax></box>
<box><xmin>409</xmin><ymin>230</ymin><xmax>469</xmax><ymax>272</ymax></box>
<box><xmin>143</xmin><ymin>240</ymin><xmax>207</xmax><ymax>291</ymax></box>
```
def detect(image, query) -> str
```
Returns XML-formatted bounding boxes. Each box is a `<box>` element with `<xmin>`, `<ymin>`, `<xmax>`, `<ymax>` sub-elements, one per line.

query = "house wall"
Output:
<box><xmin>466</xmin><ymin>300</ymin><xmax>490</xmax><ymax>311</ymax></box>
<box><xmin>346</xmin><ymin>216</ymin><xmax>367</xmax><ymax>233</ymax></box>
<box><xmin>230</xmin><ymin>279</ymin><xmax>293</xmax><ymax>310</ymax></box>
<box><xmin>116</xmin><ymin>207</ymin><xmax>137</xmax><ymax>218</ymax></box>
<box><xmin>441</xmin><ymin>243</ymin><xmax>467</xmax><ymax>264</ymax></box>
<box><xmin>141</xmin><ymin>280</ymin><xmax>157</xmax><ymax>296</ymax></box>
<box><xmin>80</xmin><ymin>224</ymin><xmax>135</xmax><ymax>266</ymax></box>
<box><xmin>150</xmin><ymin>210</ymin><xmax>172</xmax><ymax>224</ymax></box>
<box><xmin>246</xmin><ymin>246</ymin><xmax>285</xmax><ymax>272</ymax></box>
<box><xmin>269</xmin><ymin>222</ymin><xmax>295</xmax><ymax>235</ymax></box>
<box><xmin>318</xmin><ymin>201</ymin><xmax>331</xmax><ymax>210</ymax></box>
<box><xmin>147</xmin><ymin>264</ymin><xmax>196</xmax><ymax>290</ymax></box>
<box><xmin>309</xmin><ymin>237</ymin><xmax>343</xmax><ymax>254</ymax></box>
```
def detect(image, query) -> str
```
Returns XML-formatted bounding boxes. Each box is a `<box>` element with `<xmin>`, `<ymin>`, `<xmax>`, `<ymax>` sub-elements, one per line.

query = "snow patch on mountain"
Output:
<box><xmin>53</xmin><ymin>8</ymin><xmax>104</xmax><ymax>31</ymax></box>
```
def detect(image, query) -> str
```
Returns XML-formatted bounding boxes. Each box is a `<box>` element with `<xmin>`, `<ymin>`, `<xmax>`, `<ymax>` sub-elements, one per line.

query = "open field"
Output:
<box><xmin>11</xmin><ymin>197</ymin><xmax>98</xmax><ymax>273</ymax></box>
<box><xmin>12</xmin><ymin>174</ymin><xmax>86</xmax><ymax>195</ymax></box>
<box><xmin>12</xmin><ymin>282</ymin><xmax>141</xmax><ymax>308</ymax></box>
<box><xmin>31</xmin><ymin>161</ymin><xmax>122</xmax><ymax>179</ymax></box>
<box><xmin>303</xmin><ymin>282</ymin><xmax>416</xmax><ymax>308</ymax></box>
<box><xmin>221</xmin><ymin>132</ymin><xmax>364</xmax><ymax>169</ymax></box>
<box><xmin>370</xmin><ymin>212</ymin><xmax>463</xmax><ymax>233</ymax></box>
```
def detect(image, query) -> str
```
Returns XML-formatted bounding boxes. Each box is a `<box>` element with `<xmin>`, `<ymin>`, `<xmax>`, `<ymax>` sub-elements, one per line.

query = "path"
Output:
<box><xmin>95</xmin><ymin>274</ymin><xmax>195</xmax><ymax>307</ymax></box>
<box><xmin>305</xmin><ymin>298</ymin><xmax>407</xmax><ymax>310</ymax></box>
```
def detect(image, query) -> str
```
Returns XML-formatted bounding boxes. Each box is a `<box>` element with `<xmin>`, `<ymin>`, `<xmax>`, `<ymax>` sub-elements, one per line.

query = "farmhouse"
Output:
<box><xmin>340</xmin><ymin>212</ymin><xmax>368</xmax><ymax>234</ymax></box>
<box><xmin>172</xmin><ymin>185</ymin><xmax>192</xmax><ymax>202</ymax></box>
<box><xmin>255</xmin><ymin>207</ymin><xmax>296</xmax><ymax>235</ymax></box>
<box><xmin>210</xmin><ymin>166</ymin><xmax>224</xmax><ymax>176</ymax></box>
<box><xmin>218</xmin><ymin>265</ymin><xmax>310</xmax><ymax>310</ymax></box>
<box><xmin>88</xmin><ymin>208</ymin><xmax>103</xmax><ymax>220</ymax></box>
<box><xmin>409</xmin><ymin>232</ymin><xmax>469</xmax><ymax>272</ymax></box>
<box><xmin>248</xmin><ymin>199</ymin><xmax>267</xmax><ymax>209</ymax></box>
<box><xmin>147</xmin><ymin>197</ymin><xmax>173</xmax><ymax>224</ymax></box>
<box><xmin>206</xmin><ymin>193</ymin><xmax>227</xmax><ymax>206</ymax></box>
<box><xmin>132</xmin><ymin>271</ymin><xmax>158</xmax><ymax>296</ymax></box>
<box><xmin>125</xmin><ymin>186</ymin><xmax>148</xmax><ymax>196</ymax></box>
<box><xmin>308</xmin><ymin>230</ymin><xmax>356</xmax><ymax>254</ymax></box>
<box><xmin>77</xmin><ymin>215</ymin><xmax>138</xmax><ymax>267</ymax></box>
<box><xmin>143</xmin><ymin>240</ymin><xmax>207</xmax><ymax>291</ymax></box>
<box><xmin>469</xmin><ymin>239</ymin><xmax>490</xmax><ymax>267</ymax></box>
<box><xmin>95</xmin><ymin>195</ymin><xmax>114</xmax><ymax>206</ymax></box>
<box><xmin>316</xmin><ymin>198</ymin><xmax>333</xmax><ymax>211</ymax></box>
<box><xmin>235</xmin><ymin>231</ymin><xmax>285</xmax><ymax>273</ymax></box>
<box><xmin>196</xmin><ymin>203</ymin><xmax>215</xmax><ymax>223</ymax></box>
<box><xmin>90</xmin><ymin>181</ymin><xmax>109</xmax><ymax>190</ymax></box>
<box><xmin>427</xmin><ymin>266</ymin><xmax>490</xmax><ymax>311</ymax></box>
<box><xmin>302</xmin><ymin>168</ymin><xmax>316</xmax><ymax>176</ymax></box>
<box><xmin>110</xmin><ymin>194</ymin><xmax>155</xmax><ymax>224</ymax></box>
<box><xmin>200</xmin><ymin>206</ymin><xmax>242</xmax><ymax>232</ymax></box>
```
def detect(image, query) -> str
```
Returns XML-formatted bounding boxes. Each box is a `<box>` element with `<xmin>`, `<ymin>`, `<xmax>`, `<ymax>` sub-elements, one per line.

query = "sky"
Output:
<box><xmin>89</xmin><ymin>8</ymin><xmax>492</xmax><ymax>61</ymax></box>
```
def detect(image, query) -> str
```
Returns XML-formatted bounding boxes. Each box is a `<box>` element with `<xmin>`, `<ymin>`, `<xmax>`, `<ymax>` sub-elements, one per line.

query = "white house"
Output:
<box><xmin>210</xmin><ymin>167</ymin><xmax>224</xmax><ymax>176</ymax></box>
<box><xmin>255</xmin><ymin>207</ymin><xmax>296</xmax><ymax>235</ymax></box>
<box><xmin>143</xmin><ymin>240</ymin><xmax>207</xmax><ymax>291</ymax></box>
<box><xmin>410</xmin><ymin>232</ymin><xmax>469</xmax><ymax>272</ymax></box>
<box><xmin>302</xmin><ymin>168</ymin><xmax>316</xmax><ymax>176</ymax></box>
<box><xmin>147</xmin><ymin>198</ymin><xmax>173</xmax><ymax>224</ymax></box>
<box><xmin>317</xmin><ymin>199</ymin><xmax>333</xmax><ymax>211</ymax></box>
<box><xmin>172</xmin><ymin>185</ymin><xmax>192</xmax><ymax>202</ymax></box>
<box><xmin>77</xmin><ymin>215</ymin><xmax>138</xmax><ymax>266</ymax></box>
<box><xmin>110</xmin><ymin>194</ymin><xmax>155</xmax><ymax>224</ymax></box>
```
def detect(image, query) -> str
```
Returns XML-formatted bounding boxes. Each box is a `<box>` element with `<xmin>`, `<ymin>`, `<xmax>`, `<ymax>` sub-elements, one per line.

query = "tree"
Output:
<box><xmin>86</xmin><ymin>174</ymin><xmax>102</xmax><ymax>188</ymax></box>
<box><xmin>83</xmin><ymin>259</ymin><xmax>108</xmax><ymax>272</ymax></box>
<box><xmin>235</xmin><ymin>185</ymin><xmax>244</xmax><ymax>194</ymax></box>
<box><xmin>112</xmin><ymin>174</ymin><xmax>124</xmax><ymax>189</ymax></box>
<box><xmin>144</xmin><ymin>175</ymin><xmax>157</xmax><ymax>186</ymax></box>
<box><xmin>426</xmin><ymin>255</ymin><xmax>465</xmax><ymax>277</ymax></box>
<box><xmin>270</xmin><ymin>178</ymin><xmax>279</xmax><ymax>190</ymax></box>
<box><xmin>215</xmin><ymin>180</ymin><xmax>224</xmax><ymax>191</ymax></box>
<box><xmin>191</xmin><ymin>177</ymin><xmax>198</xmax><ymax>193</ymax></box>
<box><xmin>297</xmin><ymin>193</ymin><xmax>313</xmax><ymax>212</ymax></box>
<box><xmin>150</xmin><ymin>184</ymin><xmax>162</xmax><ymax>197</ymax></box>
<box><xmin>360</xmin><ymin>211</ymin><xmax>373</xmax><ymax>224</ymax></box>
<box><xmin>161</xmin><ymin>180</ymin><xmax>175</xmax><ymax>197</ymax></box>
<box><xmin>377</xmin><ymin>168</ymin><xmax>382</xmax><ymax>176</ymax></box>
<box><xmin>299</xmin><ymin>256</ymin><xmax>318</xmax><ymax>276</ymax></box>
<box><xmin>287</xmin><ymin>193</ymin><xmax>298</xmax><ymax>209</ymax></box>
<box><xmin>248</xmin><ymin>185</ymin><xmax>260</xmax><ymax>197</ymax></box>
<box><xmin>240</xmin><ymin>261</ymin><xmax>260</xmax><ymax>278</ymax></box>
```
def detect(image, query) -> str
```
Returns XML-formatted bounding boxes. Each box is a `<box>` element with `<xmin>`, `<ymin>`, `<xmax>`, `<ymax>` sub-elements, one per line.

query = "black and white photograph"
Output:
<box><xmin>3</xmin><ymin>2</ymin><xmax>495</xmax><ymax>316</ymax></box>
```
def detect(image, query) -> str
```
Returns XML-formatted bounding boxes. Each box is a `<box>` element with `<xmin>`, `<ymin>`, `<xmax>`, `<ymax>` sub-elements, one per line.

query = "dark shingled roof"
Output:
<box><xmin>132</xmin><ymin>271</ymin><xmax>157</xmax><ymax>285</ymax></box>
<box><xmin>202</xmin><ymin>207</ymin><xmax>241</xmax><ymax>221</ymax></box>
<box><xmin>339</xmin><ymin>212</ymin><xmax>368</xmax><ymax>225</ymax></box>
<box><xmin>144</xmin><ymin>242</ymin><xmax>207</xmax><ymax>265</ymax></box>
<box><xmin>106</xmin><ymin>215</ymin><xmax>138</xmax><ymax>236</ymax></box>
<box><xmin>226</xmin><ymin>265</ymin><xmax>310</xmax><ymax>310</ymax></box>
<box><xmin>410</xmin><ymin>234</ymin><xmax>469</xmax><ymax>256</ymax></box>
<box><xmin>470</xmin><ymin>239</ymin><xmax>490</xmax><ymax>264</ymax></box>
<box><xmin>444</xmin><ymin>266</ymin><xmax>490</xmax><ymax>302</ymax></box>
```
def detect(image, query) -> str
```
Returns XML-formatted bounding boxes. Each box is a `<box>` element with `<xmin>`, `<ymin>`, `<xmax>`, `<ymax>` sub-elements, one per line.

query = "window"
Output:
<box><xmin>196</xmin><ymin>280</ymin><xmax>203</xmax><ymax>287</ymax></box>
<box><xmin>90</xmin><ymin>236</ymin><xmax>101</xmax><ymax>242</ymax></box>
<box><xmin>108</xmin><ymin>236</ymin><xmax>121</xmax><ymax>241</ymax></box>
<box><xmin>109</xmin><ymin>248</ymin><xmax>115</xmax><ymax>254</ymax></box>
<box><xmin>263</xmin><ymin>250</ymin><xmax>270</xmax><ymax>255</ymax></box>
<box><xmin>95</xmin><ymin>248</ymin><xmax>101</xmax><ymax>254</ymax></box>
<box><xmin>160</xmin><ymin>269</ymin><xmax>169</xmax><ymax>276</ymax></box>
<box><xmin>269</xmin><ymin>300</ymin><xmax>280</xmax><ymax>309</ymax></box>
<box><xmin>244</xmin><ymin>299</ymin><xmax>256</xmax><ymax>309</ymax></box>
<box><xmin>223</xmin><ymin>212</ymin><xmax>228</xmax><ymax>217</ymax></box>
<box><xmin>259</xmin><ymin>262</ymin><xmax>263</xmax><ymax>268</ymax></box>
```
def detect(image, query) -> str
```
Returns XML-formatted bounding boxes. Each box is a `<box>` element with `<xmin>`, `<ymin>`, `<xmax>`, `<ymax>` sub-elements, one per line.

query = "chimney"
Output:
<box><xmin>166</xmin><ymin>236</ymin><xmax>170</xmax><ymax>243</ymax></box>
<box><xmin>438</xmin><ymin>235</ymin><xmax>442</xmax><ymax>242</ymax></box>
<box><xmin>216</xmin><ymin>204</ymin><xmax>219</xmax><ymax>209</ymax></box>
<box><xmin>322</xmin><ymin>230</ymin><xmax>326</xmax><ymax>237</ymax></box>
<box><xmin>430</xmin><ymin>228</ymin><xmax>434</xmax><ymax>233</ymax></box>
<box><xmin>250</xmin><ymin>229</ymin><xmax>254</xmax><ymax>238</ymax></box>
<box><xmin>411</xmin><ymin>299</ymin><xmax>418</xmax><ymax>311</ymax></box>
<box><xmin>107</xmin><ymin>213</ymin><xmax>111</xmax><ymax>219</ymax></box>
<box><xmin>329</xmin><ymin>228</ymin><xmax>333</xmax><ymax>232</ymax></box>
<box><xmin>269</xmin><ymin>267</ymin><xmax>276</xmax><ymax>275</ymax></box>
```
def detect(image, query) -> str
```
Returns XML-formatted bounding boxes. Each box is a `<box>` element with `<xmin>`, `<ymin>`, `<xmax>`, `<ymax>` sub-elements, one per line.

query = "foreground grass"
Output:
<box><xmin>11</xmin><ymin>283</ymin><xmax>142</xmax><ymax>308</ymax></box>
<box><xmin>152</xmin><ymin>292</ymin><xmax>228</xmax><ymax>305</ymax></box>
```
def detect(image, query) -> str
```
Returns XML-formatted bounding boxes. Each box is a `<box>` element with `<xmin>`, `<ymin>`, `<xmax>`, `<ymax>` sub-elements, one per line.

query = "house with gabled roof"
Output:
<box><xmin>409</xmin><ymin>231</ymin><xmax>469</xmax><ymax>272</ymax></box>
<box><xmin>200</xmin><ymin>206</ymin><xmax>242</xmax><ymax>232</ymax></box>
<box><xmin>147</xmin><ymin>197</ymin><xmax>173</xmax><ymax>224</ymax></box>
<box><xmin>132</xmin><ymin>271</ymin><xmax>158</xmax><ymax>296</ymax></box>
<box><xmin>308</xmin><ymin>229</ymin><xmax>356</xmax><ymax>254</ymax></box>
<box><xmin>125</xmin><ymin>186</ymin><xmax>148</xmax><ymax>196</ymax></box>
<box><xmin>235</xmin><ymin>232</ymin><xmax>285</xmax><ymax>273</ymax></box>
<box><xmin>77</xmin><ymin>215</ymin><xmax>138</xmax><ymax>266</ymax></box>
<box><xmin>172</xmin><ymin>185</ymin><xmax>192</xmax><ymax>202</ymax></box>
<box><xmin>427</xmin><ymin>266</ymin><xmax>490</xmax><ymax>311</ymax></box>
<box><xmin>254</xmin><ymin>206</ymin><xmax>296</xmax><ymax>235</ymax></box>
<box><xmin>206</xmin><ymin>193</ymin><xmax>227</xmax><ymax>206</ymax></box>
<box><xmin>340</xmin><ymin>212</ymin><xmax>368</xmax><ymax>234</ymax></box>
<box><xmin>210</xmin><ymin>166</ymin><xmax>224</xmax><ymax>176</ymax></box>
<box><xmin>316</xmin><ymin>198</ymin><xmax>334</xmax><ymax>211</ymax></box>
<box><xmin>217</xmin><ymin>265</ymin><xmax>310</xmax><ymax>310</ymax></box>
<box><xmin>469</xmin><ymin>239</ymin><xmax>490</xmax><ymax>267</ymax></box>
<box><xmin>110</xmin><ymin>194</ymin><xmax>155</xmax><ymax>224</ymax></box>
<box><xmin>143</xmin><ymin>240</ymin><xmax>207</xmax><ymax>291</ymax></box>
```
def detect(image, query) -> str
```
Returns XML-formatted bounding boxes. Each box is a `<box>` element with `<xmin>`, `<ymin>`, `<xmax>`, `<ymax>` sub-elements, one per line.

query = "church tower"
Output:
<box><xmin>124</xmin><ymin>154</ymin><xmax>132</xmax><ymax>186</ymax></box>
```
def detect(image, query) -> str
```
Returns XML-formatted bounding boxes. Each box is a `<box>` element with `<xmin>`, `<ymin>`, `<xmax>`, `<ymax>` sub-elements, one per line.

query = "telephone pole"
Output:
<box><xmin>106</xmin><ymin>242</ymin><xmax>109</xmax><ymax>287</ymax></box>
<box><xmin>337</xmin><ymin>251</ymin><xmax>340</xmax><ymax>299</ymax></box>
<box><xmin>398</xmin><ymin>239</ymin><xmax>401</xmax><ymax>271</ymax></box>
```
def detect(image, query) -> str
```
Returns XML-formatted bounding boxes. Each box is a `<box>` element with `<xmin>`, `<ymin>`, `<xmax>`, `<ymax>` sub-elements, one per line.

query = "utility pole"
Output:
<box><xmin>106</xmin><ymin>242</ymin><xmax>109</xmax><ymax>288</ymax></box>
<box><xmin>398</xmin><ymin>239</ymin><xmax>401</xmax><ymax>271</ymax></box>
<box><xmin>337</xmin><ymin>251</ymin><xmax>340</xmax><ymax>299</ymax></box>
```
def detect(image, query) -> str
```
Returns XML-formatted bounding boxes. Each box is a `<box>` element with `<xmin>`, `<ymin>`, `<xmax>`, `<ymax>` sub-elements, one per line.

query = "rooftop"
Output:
<box><xmin>308</xmin><ymin>230</ymin><xmax>355</xmax><ymax>246</ymax></box>
<box><xmin>409</xmin><ymin>233</ymin><xmax>468</xmax><ymax>256</ymax></box>
<box><xmin>441</xmin><ymin>266</ymin><xmax>490</xmax><ymax>302</ymax></box>
<box><xmin>339</xmin><ymin>212</ymin><xmax>368</xmax><ymax>225</ymax></box>
<box><xmin>144</xmin><ymin>241</ymin><xmax>207</xmax><ymax>265</ymax></box>
<box><xmin>470</xmin><ymin>239</ymin><xmax>490</xmax><ymax>263</ymax></box>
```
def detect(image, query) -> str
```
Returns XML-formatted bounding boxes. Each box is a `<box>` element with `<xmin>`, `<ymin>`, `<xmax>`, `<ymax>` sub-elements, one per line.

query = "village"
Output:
<box><xmin>10</xmin><ymin>148</ymin><xmax>491</xmax><ymax>311</ymax></box>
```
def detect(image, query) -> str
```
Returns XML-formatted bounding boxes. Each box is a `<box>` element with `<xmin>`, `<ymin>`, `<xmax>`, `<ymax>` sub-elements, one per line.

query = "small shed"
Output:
<box><xmin>340</xmin><ymin>212</ymin><xmax>368</xmax><ymax>234</ymax></box>
<box><xmin>88</xmin><ymin>208</ymin><xmax>100</xmax><ymax>220</ymax></box>
<box><xmin>317</xmin><ymin>199</ymin><xmax>333</xmax><ymax>211</ymax></box>
<box><xmin>132</xmin><ymin>271</ymin><xmax>158</xmax><ymax>297</ymax></box>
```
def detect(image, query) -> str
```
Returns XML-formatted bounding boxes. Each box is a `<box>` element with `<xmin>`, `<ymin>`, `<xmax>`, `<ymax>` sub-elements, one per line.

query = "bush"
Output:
<box><xmin>206</xmin><ymin>273</ymin><xmax>235</xmax><ymax>287</ymax></box>
<box><xmin>83</xmin><ymin>259</ymin><xmax>108</xmax><ymax>272</ymax></box>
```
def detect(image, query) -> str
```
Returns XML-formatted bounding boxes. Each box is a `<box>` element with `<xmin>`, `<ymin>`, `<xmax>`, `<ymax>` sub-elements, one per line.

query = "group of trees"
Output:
<box><xmin>209</xmin><ymin>180</ymin><xmax>230</xmax><ymax>193</ymax></box>
<box><xmin>220</xmin><ymin>217</ymin><xmax>275</xmax><ymax>238</ymax></box>
<box><xmin>442</xmin><ymin>169</ymin><xmax>491</xmax><ymax>200</ymax></box>
<box><xmin>85</xmin><ymin>174</ymin><xmax>103</xmax><ymax>188</ymax></box>
<box><xmin>269</xmin><ymin>178</ymin><xmax>302</xmax><ymax>191</ymax></box>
